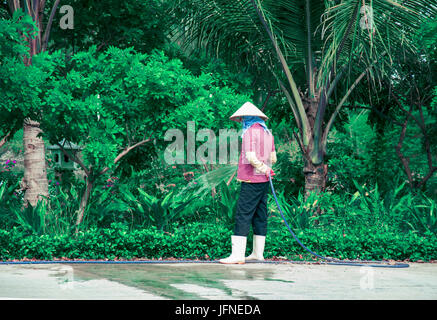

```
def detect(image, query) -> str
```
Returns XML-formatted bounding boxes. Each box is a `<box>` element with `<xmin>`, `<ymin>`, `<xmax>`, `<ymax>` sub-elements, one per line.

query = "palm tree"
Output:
<box><xmin>174</xmin><ymin>0</ymin><xmax>434</xmax><ymax>198</ymax></box>
<box><xmin>7</xmin><ymin>0</ymin><xmax>61</xmax><ymax>207</ymax></box>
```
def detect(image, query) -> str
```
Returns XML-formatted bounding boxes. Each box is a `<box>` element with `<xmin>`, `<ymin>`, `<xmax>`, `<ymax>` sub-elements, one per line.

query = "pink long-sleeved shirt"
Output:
<box><xmin>237</xmin><ymin>123</ymin><xmax>276</xmax><ymax>183</ymax></box>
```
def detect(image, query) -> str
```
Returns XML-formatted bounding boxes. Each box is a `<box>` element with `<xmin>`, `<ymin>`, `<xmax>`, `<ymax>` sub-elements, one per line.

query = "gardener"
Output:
<box><xmin>219</xmin><ymin>101</ymin><xmax>277</xmax><ymax>264</ymax></box>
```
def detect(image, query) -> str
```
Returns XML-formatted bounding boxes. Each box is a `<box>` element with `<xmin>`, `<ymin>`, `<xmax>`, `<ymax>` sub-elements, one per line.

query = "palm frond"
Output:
<box><xmin>318</xmin><ymin>0</ymin><xmax>435</xmax><ymax>89</ymax></box>
<box><xmin>173</xmin><ymin>0</ymin><xmax>321</xmax><ymax>81</ymax></box>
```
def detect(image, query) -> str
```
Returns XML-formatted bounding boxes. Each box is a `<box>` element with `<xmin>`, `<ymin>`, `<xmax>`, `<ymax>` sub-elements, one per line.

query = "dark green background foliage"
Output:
<box><xmin>47</xmin><ymin>0</ymin><xmax>174</xmax><ymax>53</ymax></box>
<box><xmin>0</xmin><ymin>1</ymin><xmax>436</xmax><ymax>262</ymax></box>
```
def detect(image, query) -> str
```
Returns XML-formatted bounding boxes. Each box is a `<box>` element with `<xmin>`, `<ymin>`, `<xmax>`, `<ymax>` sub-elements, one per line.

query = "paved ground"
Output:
<box><xmin>0</xmin><ymin>262</ymin><xmax>436</xmax><ymax>300</ymax></box>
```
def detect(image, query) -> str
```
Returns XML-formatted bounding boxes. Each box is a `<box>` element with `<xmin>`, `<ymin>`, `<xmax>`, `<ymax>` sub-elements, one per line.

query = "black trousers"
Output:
<box><xmin>233</xmin><ymin>181</ymin><xmax>269</xmax><ymax>237</ymax></box>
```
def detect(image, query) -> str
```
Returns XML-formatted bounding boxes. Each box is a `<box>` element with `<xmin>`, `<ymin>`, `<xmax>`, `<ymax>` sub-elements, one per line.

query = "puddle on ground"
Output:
<box><xmin>69</xmin><ymin>263</ymin><xmax>295</xmax><ymax>300</ymax></box>
<box><xmin>4</xmin><ymin>263</ymin><xmax>435</xmax><ymax>299</ymax></box>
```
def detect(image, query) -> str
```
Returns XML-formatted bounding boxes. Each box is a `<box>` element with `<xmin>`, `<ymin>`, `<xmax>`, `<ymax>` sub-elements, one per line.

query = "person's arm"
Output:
<box><xmin>243</xmin><ymin>128</ymin><xmax>273</xmax><ymax>176</ymax></box>
<box><xmin>245</xmin><ymin>151</ymin><xmax>271</xmax><ymax>174</ymax></box>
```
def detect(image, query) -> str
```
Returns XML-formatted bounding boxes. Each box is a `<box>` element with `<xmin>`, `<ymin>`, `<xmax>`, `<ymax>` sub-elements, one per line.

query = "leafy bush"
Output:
<box><xmin>0</xmin><ymin>181</ymin><xmax>22</xmax><ymax>229</ymax></box>
<box><xmin>174</xmin><ymin>165</ymin><xmax>239</xmax><ymax>225</ymax></box>
<box><xmin>6</xmin><ymin>187</ymin><xmax>80</xmax><ymax>235</ymax></box>
<box><xmin>126</xmin><ymin>187</ymin><xmax>196</xmax><ymax>231</ymax></box>
<box><xmin>0</xmin><ymin>222</ymin><xmax>435</xmax><ymax>262</ymax></box>
<box><xmin>404</xmin><ymin>193</ymin><xmax>437</xmax><ymax>234</ymax></box>
<box><xmin>267</xmin><ymin>224</ymin><xmax>437</xmax><ymax>262</ymax></box>
<box><xmin>211</xmin><ymin>181</ymin><xmax>239</xmax><ymax>226</ymax></box>
<box><xmin>268</xmin><ymin>189</ymin><xmax>316</xmax><ymax>230</ymax></box>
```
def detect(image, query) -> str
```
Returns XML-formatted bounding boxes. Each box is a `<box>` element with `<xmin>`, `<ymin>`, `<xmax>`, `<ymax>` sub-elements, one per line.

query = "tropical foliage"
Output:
<box><xmin>174</xmin><ymin>0</ymin><xmax>435</xmax><ymax>196</ymax></box>
<box><xmin>0</xmin><ymin>1</ymin><xmax>436</xmax><ymax>261</ymax></box>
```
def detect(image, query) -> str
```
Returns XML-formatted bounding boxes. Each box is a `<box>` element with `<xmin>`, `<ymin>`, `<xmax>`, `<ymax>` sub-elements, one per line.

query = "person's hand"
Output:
<box><xmin>265</xmin><ymin>168</ymin><xmax>275</xmax><ymax>178</ymax></box>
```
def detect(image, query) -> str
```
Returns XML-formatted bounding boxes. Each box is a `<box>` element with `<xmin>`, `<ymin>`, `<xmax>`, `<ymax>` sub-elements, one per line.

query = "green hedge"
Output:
<box><xmin>266</xmin><ymin>227</ymin><xmax>437</xmax><ymax>262</ymax></box>
<box><xmin>0</xmin><ymin>223</ymin><xmax>436</xmax><ymax>262</ymax></box>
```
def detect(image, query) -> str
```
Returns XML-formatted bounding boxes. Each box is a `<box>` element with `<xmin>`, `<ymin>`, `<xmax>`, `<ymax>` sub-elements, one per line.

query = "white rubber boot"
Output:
<box><xmin>245</xmin><ymin>235</ymin><xmax>266</xmax><ymax>261</ymax></box>
<box><xmin>219</xmin><ymin>235</ymin><xmax>247</xmax><ymax>264</ymax></box>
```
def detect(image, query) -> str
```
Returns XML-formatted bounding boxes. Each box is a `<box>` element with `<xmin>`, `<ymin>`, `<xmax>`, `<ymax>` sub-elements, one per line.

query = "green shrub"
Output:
<box><xmin>0</xmin><ymin>222</ymin><xmax>435</xmax><ymax>262</ymax></box>
<box><xmin>266</xmin><ymin>221</ymin><xmax>437</xmax><ymax>261</ymax></box>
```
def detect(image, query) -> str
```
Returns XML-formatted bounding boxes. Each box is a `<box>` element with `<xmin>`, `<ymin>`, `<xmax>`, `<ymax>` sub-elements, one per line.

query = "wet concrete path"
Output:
<box><xmin>0</xmin><ymin>262</ymin><xmax>436</xmax><ymax>300</ymax></box>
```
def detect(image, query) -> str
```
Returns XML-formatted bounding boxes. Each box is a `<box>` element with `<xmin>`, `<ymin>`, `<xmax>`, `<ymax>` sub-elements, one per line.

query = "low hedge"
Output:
<box><xmin>0</xmin><ymin>223</ymin><xmax>436</xmax><ymax>262</ymax></box>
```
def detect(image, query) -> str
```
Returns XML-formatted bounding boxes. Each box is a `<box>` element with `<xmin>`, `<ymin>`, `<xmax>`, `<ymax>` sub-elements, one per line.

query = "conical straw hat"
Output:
<box><xmin>229</xmin><ymin>102</ymin><xmax>268</xmax><ymax>122</ymax></box>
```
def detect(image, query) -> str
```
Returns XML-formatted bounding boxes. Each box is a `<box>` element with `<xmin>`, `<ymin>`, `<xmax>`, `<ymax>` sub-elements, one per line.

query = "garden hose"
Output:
<box><xmin>268</xmin><ymin>172</ymin><xmax>409</xmax><ymax>268</ymax></box>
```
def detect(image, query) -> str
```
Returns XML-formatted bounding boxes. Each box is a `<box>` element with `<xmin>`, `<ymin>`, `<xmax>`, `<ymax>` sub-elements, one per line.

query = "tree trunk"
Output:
<box><xmin>76</xmin><ymin>177</ymin><xmax>93</xmax><ymax>231</ymax></box>
<box><xmin>22</xmin><ymin>118</ymin><xmax>49</xmax><ymax>207</ymax></box>
<box><xmin>301</xmin><ymin>96</ymin><xmax>327</xmax><ymax>200</ymax></box>
<box><xmin>303</xmin><ymin>158</ymin><xmax>327</xmax><ymax>199</ymax></box>
<box><xmin>302</xmin><ymin>96</ymin><xmax>318</xmax><ymax>133</ymax></box>
<box><xmin>9</xmin><ymin>0</ymin><xmax>61</xmax><ymax>210</ymax></box>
